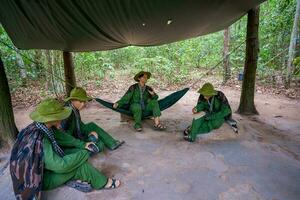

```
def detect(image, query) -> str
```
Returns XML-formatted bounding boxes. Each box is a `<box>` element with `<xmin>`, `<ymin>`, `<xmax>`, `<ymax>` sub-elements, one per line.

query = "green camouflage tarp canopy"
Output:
<box><xmin>0</xmin><ymin>0</ymin><xmax>265</xmax><ymax>51</ymax></box>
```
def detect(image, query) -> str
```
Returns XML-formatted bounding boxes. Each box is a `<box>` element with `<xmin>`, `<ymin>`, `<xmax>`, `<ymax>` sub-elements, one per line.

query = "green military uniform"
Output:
<box><xmin>53</xmin><ymin>127</ymin><xmax>85</xmax><ymax>154</ymax></box>
<box><xmin>10</xmin><ymin>98</ymin><xmax>110</xmax><ymax>199</ymax></box>
<box><xmin>63</xmin><ymin>87</ymin><xmax>123</xmax><ymax>151</ymax></box>
<box><xmin>186</xmin><ymin>83</ymin><xmax>232</xmax><ymax>142</ymax></box>
<box><xmin>42</xmin><ymin>133</ymin><xmax>108</xmax><ymax>190</ymax></box>
<box><xmin>117</xmin><ymin>83</ymin><xmax>161</xmax><ymax>129</ymax></box>
<box><xmin>63</xmin><ymin>109</ymin><xmax>121</xmax><ymax>151</ymax></box>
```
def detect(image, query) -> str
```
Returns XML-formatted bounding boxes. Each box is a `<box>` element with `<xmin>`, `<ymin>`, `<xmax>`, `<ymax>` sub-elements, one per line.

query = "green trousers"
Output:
<box><xmin>130</xmin><ymin>99</ymin><xmax>161</xmax><ymax>129</ymax></box>
<box><xmin>43</xmin><ymin>162</ymin><xmax>108</xmax><ymax>190</ymax></box>
<box><xmin>82</xmin><ymin>122</ymin><xmax>119</xmax><ymax>151</ymax></box>
<box><xmin>189</xmin><ymin>116</ymin><xmax>225</xmax><ymax>142</ymax></box>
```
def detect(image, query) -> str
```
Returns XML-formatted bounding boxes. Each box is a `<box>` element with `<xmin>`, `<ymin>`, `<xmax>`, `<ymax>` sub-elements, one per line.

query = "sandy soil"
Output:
<box><xmin>1</xmin><ymin>87</ymin><xmax>300</xmax><ymax>200</ymax></box>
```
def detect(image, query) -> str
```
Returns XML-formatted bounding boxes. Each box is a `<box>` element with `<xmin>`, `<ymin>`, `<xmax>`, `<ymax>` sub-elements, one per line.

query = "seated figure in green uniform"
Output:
<box><xmin>184</xmin><ymin>83</ymin><xmax>232</xmax><ymax>142</ymax></box>
<box><xmin>10</xmin><ymin>98</ymin><xmax>120</xmax><ymax>200</ymax></box>
<box><xmin>62</xmin><ymin>87</ymin><xmax>124</xmax><ymax>153</ymax></box>
<box><xmin>113</xmin><ymin>71</ymin><xmax>166</xmax><ymax>131</ymax></box>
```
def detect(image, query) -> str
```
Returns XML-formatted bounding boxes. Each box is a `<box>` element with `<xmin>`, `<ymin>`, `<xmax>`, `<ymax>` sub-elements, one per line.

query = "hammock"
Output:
<box><xmin>95</xmin><ymin>88</ymin><xmax>189</xmax><ymax>118</ymax></box>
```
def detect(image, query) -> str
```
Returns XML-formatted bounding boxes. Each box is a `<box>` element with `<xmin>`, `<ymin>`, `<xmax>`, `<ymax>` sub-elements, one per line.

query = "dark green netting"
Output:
<box><xmin>95</xmin><ymin>88</ymin><xmax>189</xmax><ymax>118</ymax></box>
<box><xmin>0</xmin><ymin>0</ymin><xmax>265</xmax><ymax>51</ymax></box>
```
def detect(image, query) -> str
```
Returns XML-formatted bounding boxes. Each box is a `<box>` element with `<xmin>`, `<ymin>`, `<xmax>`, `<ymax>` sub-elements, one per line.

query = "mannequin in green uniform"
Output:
<box><xmin>63</xmin><ymin>87</ymin><xmax>124</xmax><ymax>153</ymax></box>
<box><xmin>184</xmin><ymin>83</ymin><xmax>232</xmax><ymax>142</ymax></box>
<box><xmin>113</xmin><ymin>71</ymin><xmax>166</xmax><ymax>131</ymax></box>
<box><xmin>10</xmin><ymin>98</ymin><xmax>120</xmax><ymax>199</ymax></box>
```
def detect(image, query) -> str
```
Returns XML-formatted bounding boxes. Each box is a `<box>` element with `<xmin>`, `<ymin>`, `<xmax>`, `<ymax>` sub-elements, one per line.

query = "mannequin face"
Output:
<box><xmin>139</xmin><ymin>74</ymin><xmax>148</xmax><ymax>85</ymax></box>
<box><xmin>71</xmin><ymin>100</ymin><xmax>86</xmax><ymax>110</ymax></box>
<box><xmin>204</xmin><ymin>96</ymin><xmax>212</xmax><ymax>101</ymax></box>
<box><xmin>45</xmin><ymin>120</ymin><xmax>62</xmax><ymax>129</ymax></box>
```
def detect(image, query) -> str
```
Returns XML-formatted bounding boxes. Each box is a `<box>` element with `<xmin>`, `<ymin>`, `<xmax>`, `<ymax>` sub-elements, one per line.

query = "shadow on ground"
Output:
<box><xmin>1</xmin><ymin>89</ymin><xmax>300</xmax><ymax>200</ymax></box>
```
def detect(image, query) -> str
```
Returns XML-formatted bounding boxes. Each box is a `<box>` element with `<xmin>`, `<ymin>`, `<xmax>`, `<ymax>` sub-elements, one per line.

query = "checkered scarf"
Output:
<box><xmin>35</xmin><ymin>122</ymin><xmax>65</xmax><ymax>157</ymax></box>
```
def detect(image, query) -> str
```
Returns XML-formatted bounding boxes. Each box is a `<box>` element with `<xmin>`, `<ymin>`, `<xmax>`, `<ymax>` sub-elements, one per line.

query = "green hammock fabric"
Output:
<box><xmin>95</xmin><ymin>88</ymin><xmax>189</xmax><ymax>118</ymax></box>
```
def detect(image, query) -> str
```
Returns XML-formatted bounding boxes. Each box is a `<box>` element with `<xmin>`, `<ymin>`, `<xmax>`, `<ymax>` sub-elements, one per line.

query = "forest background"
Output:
<box><xmin>0</xmin><ymin>0</ymin><xmax>299</xmax><ymax>108</ymax></box>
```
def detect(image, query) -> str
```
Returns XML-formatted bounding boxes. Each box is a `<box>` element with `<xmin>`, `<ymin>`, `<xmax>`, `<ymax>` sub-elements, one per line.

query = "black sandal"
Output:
<box><xmin>87</xmin><ymin>143</ymin><xmax>100</xmax><ymax>153</ymax></box>
<box><xmin>183</xmin><ymin>126</ymin><xmax>191</xmax><ymax>136</ymax></box>
<box><xmin>154</xmin><ymin>123</ymin><xmax>166</xmax><ymax>130</ymax></box>
<box><xmin>135</xmin><ymin>127</ymin><xmax>142</xmax><ymax>132</ymax></box>
<box><xmin>183</xmin><ymin>135</ymin><xmax>193</xmax><ymax>142</ymax></box>
<box><xmin>104</xmin><ymin>178</ymin><xmax>121</xmax><ymax>189</ymax></box>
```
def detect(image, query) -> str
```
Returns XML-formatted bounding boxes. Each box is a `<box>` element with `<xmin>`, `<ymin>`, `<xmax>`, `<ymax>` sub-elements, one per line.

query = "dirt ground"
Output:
<box><xmin>1</xmin><ymin>87</ymin><xmax>300</xmax><ymax>200</ymax></box>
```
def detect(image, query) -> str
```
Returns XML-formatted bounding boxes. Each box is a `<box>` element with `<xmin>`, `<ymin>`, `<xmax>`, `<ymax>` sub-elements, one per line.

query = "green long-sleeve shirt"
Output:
<box><xmin>117</xmin><ymin>83</ymin><xmax>158</xmax><ymax>107</ymax></box>
<box><xmin>188</xmin><ymin>91</ymin><xmax>232</xmax><ymax>141</ymax></box>
<box><xmin>43</xmin><ymin>137</ymin><xmax>89</xmax><ymax>174</ymax></box>
<box><xmin>61</xmin><ymin>108</ymin><xmax>119</xmax><ymax>150</ymax></box>
<box><xmin>53</xmin><ymin>129</ymin><xmax>86</xmax><ymax>149</ymax></box>
<box><xmin>194</xmin><ymin>93</ymin><xmax>231</xmax><ymax>120</ymax></box>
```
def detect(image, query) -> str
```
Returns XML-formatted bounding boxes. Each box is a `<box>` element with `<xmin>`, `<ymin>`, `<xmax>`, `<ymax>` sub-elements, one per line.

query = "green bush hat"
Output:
<box><xmin>64</xmin><ymin>87</ymin><xmax>93</xmax><ymax>102</ymax></box>
<box><xmin>30</xmin><ymin>98</ymin><xmax>72</xmax><ymax>123</ymax></box>
<box><xmin>134</xmin><ymin>71</ymin><xmax>151</xmax><ymax>82</ymax></box>
<box><xmin>197</xmin><ymin>82</ymin><xmax>218</xmax><ymax>96</ymax></box>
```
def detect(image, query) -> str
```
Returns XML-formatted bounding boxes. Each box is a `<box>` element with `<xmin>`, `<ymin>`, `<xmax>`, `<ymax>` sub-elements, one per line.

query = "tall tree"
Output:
<box><xmin>0</xmin><ymin>55</ymin><xmax>18</xmax><ymax>148</ymax></box>
<box><xmin>45</xmin><ymin>50</ymin><xmax>53</xmax><ymax>91</ymax></box>
<box><xmin>15</xmin><ymin>50</ymin><xmax>26</xmax><ymax>85</ymax></box>
<box><xmin>63</xmin><ymin>51</ymin><xmax>76</xmax><ymax>96</ymax></box>
<box><xmin>237</xmin><ymin>7</ymin><xmax>260</xmax><ymax>115</ymax></box>
<box><xmin>286</xmin><ymin>0</ymin><xmax>300</xmax><ymax>88</ymax></box>
<box><xmin>223</xmin><ymin>27</ymin><xmax>231</xmax><ymax>84</ymax></box>
<box><xmin>53</xmin><ymin>51</ymin><xmax>64</xmax><ymax>93</ymax></box>
<box><xmin>34</xmin><ymin>50</ymin><xmax>42</xmax><ymax>78</ymax></box>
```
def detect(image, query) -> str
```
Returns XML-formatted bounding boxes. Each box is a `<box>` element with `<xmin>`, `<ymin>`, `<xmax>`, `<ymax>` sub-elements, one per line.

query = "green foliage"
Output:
<box><xmin>293</xmin><ymin>57</ymin><xmax>300</xmax><ymax>76</ymax></box>
<box><xmin>0</xmin><ymin>0</ymin><xmax>298</xmax><ymax>89</ymax></box>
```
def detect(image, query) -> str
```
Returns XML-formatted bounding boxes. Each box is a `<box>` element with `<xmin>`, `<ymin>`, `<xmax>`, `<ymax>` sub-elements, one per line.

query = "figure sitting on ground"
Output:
<box><xmin>62</xmin><ymin>87</ymin><xmax>124</xmax><ymax>153</ymax></box>
<box><xmin>113</xmin><ymin>71</ymin><xmax>166</xmax><ymax>132</ymax></box>
<box><xmin>184</xmin><ymin>83</ymin><xmax>232</xmax><ymax>142</ymax></box>
<box><xmin>10</xmin><ymin>98</ymin><xmax>120</xmax><ymax>199</ymax></box>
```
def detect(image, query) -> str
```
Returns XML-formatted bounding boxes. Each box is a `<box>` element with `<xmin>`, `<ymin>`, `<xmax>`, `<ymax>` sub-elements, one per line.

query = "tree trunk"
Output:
<box><xmin>223</xmin><ymin>27</ymin><xmax>231</xmax><ymax>84</ymax></box>
<box><xmin>63</xmin><ymin>51</ymin><xmax>76</xmax><ymax>96</ymax></box>
<box><xmin>0</xmin><ymin>56</ymin><xmax>18</xmax><ymax>148</ymax></box>
<box><xmin>45</xmin><ymin>50</ymin><xmax>53</xmax><ymax>91</ymax></box>
<box><xmin>286</xmin><ymin>0</ymin><xmax>300</xmax><ymax>88</ymax></box>
<box><xmin>58</xmin><ymin>52</ymin><xmax>66</xmax><ymax>94</ymax></box>
<box><xmin>34</xmin><ymin>50</ymin><xmax>42</xmax><ymax>78</ymax></box>
<box><xmin>237</xmin><ymin>7</ymin><xmax>260</xmax><ymax>115</ymax></box>
<box><xmin>15</xmin><ymin>50</ymin><xmax>27</xmax><ymax>86</ymax></box>
<box><xmin>53</xmin><ymin>51</ymin><xmax>64</xmax><ymax>93</ymax></box>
